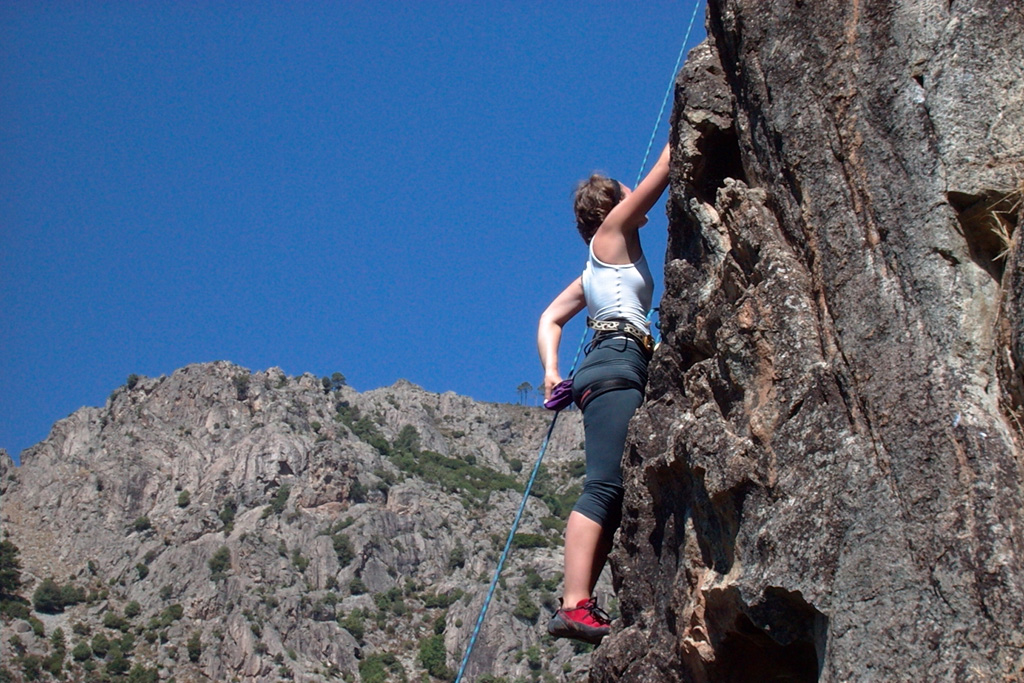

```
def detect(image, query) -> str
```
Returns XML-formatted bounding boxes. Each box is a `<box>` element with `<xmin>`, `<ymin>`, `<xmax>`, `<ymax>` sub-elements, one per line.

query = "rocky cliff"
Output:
<box><xmin>595</xmin><ymin>1</ymin><xmax>1024</xmax><ymax>681</ymax></box>
<box><xmin>1</xmin><ymin>362</ymin><xmax>599</xmax><ymax>682</ymax></box>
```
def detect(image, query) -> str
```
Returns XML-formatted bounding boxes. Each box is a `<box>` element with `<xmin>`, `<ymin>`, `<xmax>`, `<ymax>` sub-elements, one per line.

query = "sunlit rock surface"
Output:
<box><xmin>593</xmin><ymin>1</ymin><xmax>1024</xmax><ymax>681</ymax></box>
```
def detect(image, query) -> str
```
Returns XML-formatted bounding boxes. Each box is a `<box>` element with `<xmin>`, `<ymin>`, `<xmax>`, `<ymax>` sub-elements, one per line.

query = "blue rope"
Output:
<box><xmin>646</xmin><ymin>307</ymin><xmax>661</xmax><ymax>345</ymax></box>
<box><xmin>455</xmin><ymin>4</ymin><xmax>703</xmax><ymax>679</ymax></box>
<box><xmin>634</xmin><ymin>0</ymin><xmax>704</xmax><ymax>188</ymax></box>
<box><xmin>453</xmin><ymin>329</ymin><xmax>587</xmax><ymax>683</ymax></box>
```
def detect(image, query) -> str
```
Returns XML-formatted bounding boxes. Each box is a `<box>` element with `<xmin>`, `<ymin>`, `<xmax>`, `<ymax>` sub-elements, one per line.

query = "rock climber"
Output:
<box><xmin>537</xmin><ymin>142</ymin><xmax>671</xmax><ymax>644</ymax></box>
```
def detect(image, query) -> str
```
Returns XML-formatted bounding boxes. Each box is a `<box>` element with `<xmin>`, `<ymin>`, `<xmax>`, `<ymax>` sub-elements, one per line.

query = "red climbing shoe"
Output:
<box><xmin>547</xmin><ymin>598</ymin><xmax>610</xmax><ymax>644</ymax></box>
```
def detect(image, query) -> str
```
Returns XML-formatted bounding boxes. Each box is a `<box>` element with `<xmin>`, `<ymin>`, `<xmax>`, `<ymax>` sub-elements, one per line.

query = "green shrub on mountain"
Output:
<box><xmin>43</xmin><ymin>628</ymin><xmax>67</xmax><ymax>676</ymax></box>
<box><xmin>291</xmin><ymin>549</ymin><xmax>309</xmax><ymax>572</ymax></box>
<box><xmin>103</xmin><ymin>610</ymin><xmax>131</xmax><ymax>632</ymax></box>
<box><xmin>321</xmin><ymin>372</ymin><xmax>346</xmax><ymax>394</ymax></box>
<box><xmin>513</xmin><ymin>588</ymin><xmax>540</xmax><ymax>623</ymax></box>
<box><xmin>512</xmin><ymin>533</ymin><xmax>548</xmax><ymax>549</ymax></box>
<box><xmin>335</xmin><ymin>403</ymin><xmax>390</xmax><ymax>454</ymax></box>
<box><xmin>32</xmin><ymin>578</ymin><xmax>62</xmax><ymax>613</ymax></box>
<box><xmin>106</xmin><ymin>645</ymin><xmax>130</xmax><ymax>675</ymax></box>
<box><xmin>418</xmin><ymin>634</ymin><xmax>450</xmax><ymax>679</ymax></box>
<box><xmin>528</xmin><ymin>465</ymin><xmax>580</xmax><ymax>517</ymax></box>
<box><xmin>448</xmin><ymin>541</ymin><xmax>466</xmax><ymax>570</ymax></box>
<box><xmin>332</xmin><ymin>531</ymin><xmax>355</xmax><ymax>567</ymax></box>
<box><xmin>233</xmin><ymin>373</ymin><xmax>250</xmax><ymax>400</ymax></box>
<box><xmin>71</xmin><ymin>640</ymin><xmax>93</xmax><ymax>661</ymax></box>
<box><xmin>219</xmin><ymin>497</ymin><xmax>237</xmax><ymax>532</ymax></box>
<box><xmin>158</xmin><ymin>604</ymin><xmax>184</xmax><ymax>627</ymax></box>
<box><xmin>387</xmin><ymin>430</ymin><xmax>521</xmax><ymax>502</ymax></box>
<box><xmin>32</xmin><ymin>577</ymin><xmax>83</xmax><ymax>614</ymax></box>
<box><xmin>187</xmin><ymin>631</ymin><xmax>202</xmax><ymax>662</ymax></box>
<box><xmin>91</xmin><ymin>633</ymin><xmax>111</xmax><ymax>658</ymax></box>
<box><xmin>338</xmin><ymin>610</ymin><xmax>365</xmax><ymax>642</ymax></box>
<box><xmin>127</xmin><ymin>663</ymin><xmax>160</xmax><ymax>682</ymax></box>
<box><xmin>263</xmin><ymin>484</ymin><xmax>291</xmax><ymax>517</ymax></box>
<box><xmin>208</xmin><ymin>546</ymin><xmax>231</xmax><ymax>579</ymax></box>
<box><xmin>358</xmin><ymin>655</ymin><xmax>388</xmax><ymax>683</ymax></box>
<box><xmin>423</xmin><ymin>589</ymin><xmax>464</xmax><ymax>609</ymax></box>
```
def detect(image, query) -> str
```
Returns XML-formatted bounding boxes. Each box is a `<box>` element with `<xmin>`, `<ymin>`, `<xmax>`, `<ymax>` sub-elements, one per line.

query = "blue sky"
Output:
<box><xmin>1</xmin><ymin>2</ymin><xmax>706</xmax><ymax>463</ymax></box>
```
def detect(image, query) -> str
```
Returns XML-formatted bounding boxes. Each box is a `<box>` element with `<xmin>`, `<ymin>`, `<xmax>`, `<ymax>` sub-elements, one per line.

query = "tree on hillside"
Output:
<box><xmin>517</xmin><ymin>382</ymin><xmax>533</xmax><ymax>405</ymax></box>
<box><xmin>322</xmin><ymin>372</ymin><xmax>347</xmax><ymax>394</ymax></box>
<box><xmin>393</xmin><ymin>425</ymin><xmax>421</xmax><ymax>455</ymax></box>
<box><xmin>0</xmin><ymin>536</ymin><xmax>23</xmax><ymax>599</ymax></box>
<box><xmin>33</xmin><ymin>578</ymin><xmax>64</xmax><ymax>613</ymax></box>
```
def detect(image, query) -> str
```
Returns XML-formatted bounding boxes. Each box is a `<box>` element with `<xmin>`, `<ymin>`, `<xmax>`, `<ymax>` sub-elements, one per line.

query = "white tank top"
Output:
<box><xmin>581</xmin><ymin>241</ymin><xmax>654</xmax><ymax>331</ymax></box>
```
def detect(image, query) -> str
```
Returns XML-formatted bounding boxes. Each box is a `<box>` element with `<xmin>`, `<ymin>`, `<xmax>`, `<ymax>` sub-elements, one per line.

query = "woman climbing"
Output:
<box><xmin>537</xmin><ymin>142</ymin><xmax>670</xmax><ymax>644</ymax></box>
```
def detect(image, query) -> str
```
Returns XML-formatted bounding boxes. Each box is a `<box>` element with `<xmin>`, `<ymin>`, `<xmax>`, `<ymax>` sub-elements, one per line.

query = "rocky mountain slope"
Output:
<box><xmin>1</xmin><ymin>362</ymin><xmax>599</xmax><ymax>682</ymax></box>
<box><xmin>593</xmin><ymin>1</ymin><xmax>1024</xmax><ymax>681</ymax></box>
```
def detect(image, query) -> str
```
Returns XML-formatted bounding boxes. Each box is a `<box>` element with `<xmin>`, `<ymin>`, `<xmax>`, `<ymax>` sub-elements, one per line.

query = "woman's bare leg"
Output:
<box><xmin>563</xmin><ymin>511</ymin><xmax>610</xmax><ymax>606</ymax></box>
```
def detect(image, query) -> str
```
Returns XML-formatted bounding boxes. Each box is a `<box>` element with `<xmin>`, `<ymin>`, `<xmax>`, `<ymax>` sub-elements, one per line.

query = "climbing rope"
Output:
<box><xmin>454</xmin><ymin>4</ymin><xmax>703</xmax><ymax>680</ymax></box>
<box><xmin>634</xmin><ymin>0</ymin><xmax>702</xmax><ymax>187</ymax></box>
<box><xmin>647</xmin><ymin>307</ymin><xmax>662</xmax><ymax>345</ymax></box>
<box><xmin>452</xmin><ymin>332</ymin><xmax>587</xmax><ymax>683</ymax></box>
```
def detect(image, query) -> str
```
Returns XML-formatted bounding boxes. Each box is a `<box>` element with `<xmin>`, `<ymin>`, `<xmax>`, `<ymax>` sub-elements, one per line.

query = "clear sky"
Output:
<box><xmin>1</xmin><ymin>2</ymin><xmax>706</xmax><ymax>464</ymax></box>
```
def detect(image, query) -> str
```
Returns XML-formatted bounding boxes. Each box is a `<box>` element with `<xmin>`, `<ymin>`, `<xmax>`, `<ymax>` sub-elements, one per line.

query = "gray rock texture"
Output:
<box><xmin>1</xmin><ymin>363</ymin><xmax>600</xmax><ymax>682</ymax></box>
<box><xmin>594</xmin><ymin>1</ymin><xmax>1024</xmax><ymax>681</ymax></box>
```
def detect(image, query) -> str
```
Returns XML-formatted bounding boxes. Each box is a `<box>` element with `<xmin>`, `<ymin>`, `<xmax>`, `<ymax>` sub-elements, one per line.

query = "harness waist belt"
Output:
<box><xmin>576</xmin><ymin>377</ymin><xmax>646</xmax><ymax>411</ymax></box>
<box><xmin>586</xmin><ymin>317</ymin><xmax>655</xmax><ymax>358</ymax></box>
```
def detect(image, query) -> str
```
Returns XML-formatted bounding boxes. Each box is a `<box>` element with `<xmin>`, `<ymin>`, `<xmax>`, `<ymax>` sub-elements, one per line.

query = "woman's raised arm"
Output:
<box><xmin>591</xmin><ymin>143</ymin><xmax>671</xmax><ymax>264</ymax></box>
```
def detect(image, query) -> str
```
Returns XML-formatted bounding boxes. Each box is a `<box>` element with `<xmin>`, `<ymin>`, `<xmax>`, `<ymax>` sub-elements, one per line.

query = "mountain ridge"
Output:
<box><xmin>2</xmin><ymin>360</ymin><xmax>598</xmax><ymax>682</ymax></box>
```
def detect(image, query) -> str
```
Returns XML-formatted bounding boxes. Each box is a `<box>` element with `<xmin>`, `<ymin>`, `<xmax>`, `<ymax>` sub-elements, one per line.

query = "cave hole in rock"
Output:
<box><xmin>679</xmin><ymin>473</ymin><xmax>749</xmax><ymax>575</ymax></box>
<box><xmin>948</xmin><ymin>186</ymin><xmax>1022</xmax><ymax>282</ymax></box>
<box><xmin>693</xmin><ymin>124</ymin><xmax>747</xmax><ymax>206</ymax></box>
<box><xmin>705</xmin><ymin>586</ymin><xmax>825</xmax><ymax>682</ymax></box>
<box><xmin>278</xmin><ymin>460</ymin><xmax>294</xmax><ymax>475</ymax></box>
<box><xmin>646</xmin><ymin>455</ymin><xmax>693</xmax><ymax>564</ymax></box>
<box><xmin>704</xmin><ymin>482</ymin><xmax>754</xmax><ymax>573</ymax></box>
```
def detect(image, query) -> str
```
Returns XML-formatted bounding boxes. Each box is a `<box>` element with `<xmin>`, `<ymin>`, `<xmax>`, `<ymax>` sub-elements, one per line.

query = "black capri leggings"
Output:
<box><xmin>570</xmin><ymin>336</ymin><xmax>649</xmax><ymax>532</ymax></box>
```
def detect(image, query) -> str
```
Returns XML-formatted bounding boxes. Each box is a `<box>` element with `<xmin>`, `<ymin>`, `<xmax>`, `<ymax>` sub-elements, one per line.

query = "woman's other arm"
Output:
<box><xmin>538</xmin><ymin>277</ymin><xmax>586</xmax><ymax>400</ymax></box>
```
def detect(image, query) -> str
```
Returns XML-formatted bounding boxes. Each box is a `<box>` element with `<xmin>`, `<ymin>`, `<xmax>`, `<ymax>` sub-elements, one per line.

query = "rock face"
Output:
<box><xmin>595</xmin><ymin>1</ymin><xmax>1024</xmax><ymax>681</ymax></box>
<box><xmin>1</xmin><ymin>362</ymin><xmax>600</xmax><ymax>682</ymax></box>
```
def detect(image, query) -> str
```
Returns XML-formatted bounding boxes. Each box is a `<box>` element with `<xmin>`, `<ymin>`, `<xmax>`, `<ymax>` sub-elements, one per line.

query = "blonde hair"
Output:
<box><xmin>574</xmin><ymin>174</ymin><xmax>622</xmax><ymax>244</ymax></box>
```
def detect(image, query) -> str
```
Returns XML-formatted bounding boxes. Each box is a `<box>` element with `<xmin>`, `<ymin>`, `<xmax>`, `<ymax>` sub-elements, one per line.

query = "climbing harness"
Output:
<box><xmin>453</xmin><ymin>4</ymin><xmax>703</xmax><ymax>680</ymax></box>
<box><xmin>586</xmin><ymin>317</ymin><xmax>655</xmax><ymax>358</ymax></box>
<box><xmin>544</xmin><ymin>316</ymin><xmax>653</xmax><ymax>412</ymax></box>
